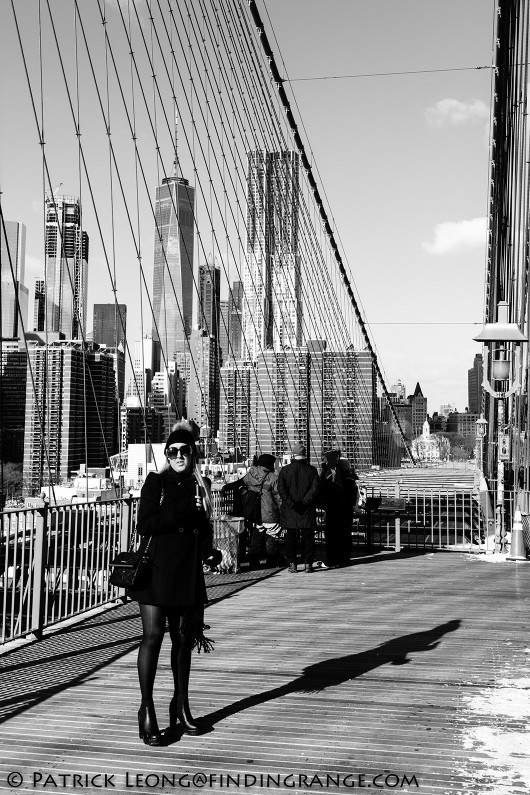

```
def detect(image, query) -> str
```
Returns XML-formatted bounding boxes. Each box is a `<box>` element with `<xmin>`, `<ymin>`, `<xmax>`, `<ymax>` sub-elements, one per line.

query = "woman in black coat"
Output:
<box><xmin>129</xmin><ymin>421</ymin><xmax>220</xmax><ymax>746</ymax></box>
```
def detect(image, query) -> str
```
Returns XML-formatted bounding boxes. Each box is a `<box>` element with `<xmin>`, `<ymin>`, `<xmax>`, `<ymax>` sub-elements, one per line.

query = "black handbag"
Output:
<box><xmin>110</xmin><ymin>536</ymin><xmax>152</xmax><ymax>590</ymax></box>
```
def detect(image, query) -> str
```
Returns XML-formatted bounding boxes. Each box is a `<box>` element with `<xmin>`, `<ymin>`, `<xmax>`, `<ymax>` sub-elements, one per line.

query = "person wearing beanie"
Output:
<box><xmin>128</xmin><ymin>420</ymin><xmax>221</xmax><ymax>745</ymax></box>
<box><xmin>242</xmin><ymin>453</ymin><xmax>282</xmax><ymax>569</ymax></box>
<box><xmin>277</xmin><ymin>442</ymin><xmax>320</xmax><ymax>573</ymax></box>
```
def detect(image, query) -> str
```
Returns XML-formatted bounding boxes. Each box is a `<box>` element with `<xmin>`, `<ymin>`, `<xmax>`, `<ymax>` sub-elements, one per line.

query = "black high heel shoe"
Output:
<box><xmin>138</xmin><ymin>701</ymin><xmax>162</xmax><ymax>746</ymax></box>
<box><xmin>169</xmin><ymin>694</ymin><xmax>202</xmax><ymax>735</ymax></box>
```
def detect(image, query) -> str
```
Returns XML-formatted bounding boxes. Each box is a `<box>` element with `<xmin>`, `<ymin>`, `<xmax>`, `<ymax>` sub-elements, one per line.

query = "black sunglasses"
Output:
<box><xmin>167</xmin><ymin>444</ymin><xmax>192</xmax><ymax>459</ymax></box>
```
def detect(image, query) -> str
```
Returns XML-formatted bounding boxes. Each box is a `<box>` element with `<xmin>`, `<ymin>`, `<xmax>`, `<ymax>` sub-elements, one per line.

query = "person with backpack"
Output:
<box><xmin>242</xmin><ymin>453</ymin><xmax>282</xmax><ymax>569</ymax></box>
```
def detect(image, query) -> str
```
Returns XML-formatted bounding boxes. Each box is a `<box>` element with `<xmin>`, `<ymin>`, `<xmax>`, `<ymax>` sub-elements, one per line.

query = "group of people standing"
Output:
<box><xmin>242</xmin><ymin>441</ymin><xmax>359</xmax><ymax>573</ymax></box>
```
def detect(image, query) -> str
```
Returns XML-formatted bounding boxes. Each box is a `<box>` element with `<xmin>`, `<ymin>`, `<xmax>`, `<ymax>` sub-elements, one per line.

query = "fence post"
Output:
<box><xmin>31</xmin><ymin>505</ymin><xmax>48</xmax><ymax>639</ymax></box>
<box><xmin>394</xmin><ymin>482</ymin><xmax>401</xmax><ymax>553</ymax></box>
<box><xmin>120</xmin><ymin>495</ymin><xmax>133</xmax><ymax>552</ymax></box>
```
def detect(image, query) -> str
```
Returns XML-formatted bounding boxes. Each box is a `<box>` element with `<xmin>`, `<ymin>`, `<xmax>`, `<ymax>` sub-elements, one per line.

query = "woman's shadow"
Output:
<box><xmin>164</xmin><ymin>619</ymin><xmax>460</xmax><ymax>742</ymax></box>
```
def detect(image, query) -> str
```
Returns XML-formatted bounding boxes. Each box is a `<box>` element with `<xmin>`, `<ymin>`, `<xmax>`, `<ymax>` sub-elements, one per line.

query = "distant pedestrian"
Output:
<box><xmin>277</xmin><ymin>443</ymin><xmax>320</xmax><ymax>573</ymax></box>
<box><xmin>321</xmin><ymin>454</ymin><xmax>359</xmax><ymax>568</ymax></box>
<box><xmin>243</xmin><ymin>453</ymin><xmax>282</xmax><ymax>569</ymax></box>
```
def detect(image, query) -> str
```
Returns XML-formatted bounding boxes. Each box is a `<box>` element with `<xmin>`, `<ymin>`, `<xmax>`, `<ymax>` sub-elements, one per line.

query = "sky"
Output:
<box><xmin>0</xmin><ymin>0</ymin><xmax>495</xmax><ymax>415</ymax></box>
<box><xmin>262</xmin><ymin>0</ymin><xmax>494</xmax><ymax>413</ymax></box>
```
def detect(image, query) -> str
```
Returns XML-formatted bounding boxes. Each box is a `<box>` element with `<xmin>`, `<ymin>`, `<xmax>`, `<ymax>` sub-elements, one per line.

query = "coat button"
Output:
<box><xmin>178</xmin><ymin>527</ymin><xmax>184</xmax><ymax>533</ymax></box>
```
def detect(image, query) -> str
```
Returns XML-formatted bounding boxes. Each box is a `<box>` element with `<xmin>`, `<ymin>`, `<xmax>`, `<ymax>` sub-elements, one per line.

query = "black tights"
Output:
<box><xmin>137</xmin><ymin>604</ymin><xmax>195</xmax><ymax>702</ymax></box>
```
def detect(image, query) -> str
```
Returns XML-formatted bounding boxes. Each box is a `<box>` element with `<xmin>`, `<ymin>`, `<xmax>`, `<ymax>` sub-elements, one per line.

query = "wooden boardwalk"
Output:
<box><xmin>1</xmin><ymin>552</ymin><xmax>530</xmax><ymax>794</ymax></box>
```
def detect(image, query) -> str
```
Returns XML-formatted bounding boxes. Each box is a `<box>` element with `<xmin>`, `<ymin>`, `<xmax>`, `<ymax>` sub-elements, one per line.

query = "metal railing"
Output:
<box><xmin>1</xmin><ymin>490</ymin><xmax>244</xmax><ymax>647</ymax></box>
<box><xmin>0</xmin><ymin>481</ymin><xmax>496</xmax><ymax>647</ymax></box>
<box><xmin>355</xmin><ymin>485</ymin><xmax>487</xmax><ymax>552</ymax></box>
<box><xmin>1</xmin><ymin>498</ymin><xmax>137</xmax><ymax>646</ymax></box>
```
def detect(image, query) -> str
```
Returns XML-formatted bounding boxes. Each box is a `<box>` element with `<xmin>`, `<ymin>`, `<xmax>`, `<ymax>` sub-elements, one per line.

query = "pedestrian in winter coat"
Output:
<box><xmin>243</xmin><ymin>453</ymin><xmax>282</xmax><ymax>569</ymax></box>
<box><xmin>277</xmin><ymin>442</ymin><xmax>320</xmax><ymax>573</ymax></box>
<box><xmin>129</xmin><ymin>421</ymin><xmax>221</xmax><ymax>745</ymax></box>
<box><xmin>320</xmin><ymin>453</ymin><xmax>358</xmax><ymax>567</ymax></box>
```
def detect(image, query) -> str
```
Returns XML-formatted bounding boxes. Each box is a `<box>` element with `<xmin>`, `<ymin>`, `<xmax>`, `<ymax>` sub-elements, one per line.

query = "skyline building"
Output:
<box><xmin>218</xmin><ymin>360</ymin><xmax>252</xmax><ymax>458</ymax></box>
<box><xmin>93</xmin><ymin>303</ymin><xmax>127</xmax><ymax>348</ymax></box>
<box><xmin>33</xmin><ymin>279</ymin><xmax>45</xmax><ymax>333</ymax></box>
<box><xmin>42</xmin><ymin>195</ymin><xmax>89</xmax><ymax>340</ymax></box>
<box><xmin>410</xmin><ymin>382</ymin><xmax>427</xmax><ymax>439</ymax></box>
<box><xmin>243</xmin><ymin>150</ymin><xmax>302</xmax><ymax>360</ymax></box>
<box><xmin>120</xmin><ymin>400</ymin><xmax>167</xmax><ymax>449</ymax></box>
<box><xmin>0</xmin><ymin>339</ymin><xmax>28</xmax><ymax>464</ymax></box>
<box><xmin>187</xmin><ymin>328</ymin><xmax>220</xmax><ymax>434</ymax></box>
<box><xmin>198</xmin><ymin>262</ymin><xmax>220</xmax><ymax>340</ymax></box>
<box><xmin>390</xmin><ymin>380</ymin><xmax>406</xmax><ymax>401</ymax></box>
<box><xmin>126</xmin><ymin>336</ymin><xmax>157</xmax><ymax>406</ymax></box>
<box><xmin>23</xmin><ymin>340</ymin><xmax>116</xmax><ymax>495</ymax></box>
<box><xmin>307</xmin><ymin>342</ymin><xmax>377</xmax><ymax>469</ymax></box>
<box><xmin>250</xmin><ymin>347</ymin><xmax>309</xmax><ymax>461</ymax></box>
<box><xmin>468</xmin><ymin>353</ymin><xmax>483</xmax><ymax>414</ymax></box>
<box><xmin>219</xmin><ymin>299</ymin><xmax>230</xmax><ymax>365</ymax></box>
<box><xmin>152</xmin><ymin>117</ymin><xmax>195</xmax><ymax>368</ymax></box>
<box><xmin>1</xmin><ymin>220</ymin><xmax>29</xmax><ymax>339</ymax></box>
<box><xmin>229</xmin><ymin>280</ymin><xmax>244</xmax><ymax>361</ymax></box>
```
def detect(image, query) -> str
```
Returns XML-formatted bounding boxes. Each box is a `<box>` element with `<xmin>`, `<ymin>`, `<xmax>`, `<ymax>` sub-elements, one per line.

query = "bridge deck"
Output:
<box><xmin>1</xmin><ymin>552</ymin><xmax>529</xmax><ymax>794</ymax></box>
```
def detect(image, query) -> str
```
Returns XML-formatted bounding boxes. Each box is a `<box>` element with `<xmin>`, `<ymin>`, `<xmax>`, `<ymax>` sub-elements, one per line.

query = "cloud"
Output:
<box><xmin>426</xmin><ymin>98</ymin><xmax>489</xmax><ymax>127</ymax></box>
<box><xmin>422</xmin><ymin>217</ymin><xmax>487</xmax><ymax>256</ymax></box>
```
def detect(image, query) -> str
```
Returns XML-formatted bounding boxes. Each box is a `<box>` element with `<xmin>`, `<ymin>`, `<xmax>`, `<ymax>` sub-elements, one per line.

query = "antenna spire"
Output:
<box><xmin>172</xmin><ymin>112</ymin><xmax>179</xmax><ymax>179</ymax></box>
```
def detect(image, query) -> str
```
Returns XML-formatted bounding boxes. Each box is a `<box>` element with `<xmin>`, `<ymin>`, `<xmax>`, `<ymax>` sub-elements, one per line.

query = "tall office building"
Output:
<box><xmin>243</xmin><ymin>151</ymin><xmax>301</xmax><ymax>360</ymax></box>
<box><xmin>0</xmin><ymin>339</ymin><xmax>28</xmax><ymax>463</ymax></box>
<box><xmin>198</xmin><ymin>262</ymin><xmax>220</xmax><ymax>339</ymax></box>
<box><xmin>152</xmin><ymin>117</ymin><xmax>195</xmax><ymax>366</ymax></box>
<box><xmin>410</xmin><ymin>382</ymin><xmax>427</xmax><ymax>438</ymax></box>
<box><xmin>187</xmin><ymin>328</ymin><xmax>219</xmax><ymax>434</ymax></box>
<box><xmin>93</xmin><ymin>303</ymin><xmax>127</xmax><ymax>348</ymax></box>
<box><xmin>468</xmin><ymin>353</ymin><xmax>483</xmax><ymax>414</ymax></box>
<box><xmin>308</xmin><ymin>343</ymin><xmax>376</xmax><ymax>469</ymax></box>
<box><xmin>218</xmin><ymin>360</ymin><xmax>252</xmax><ymax>458</ymax></box>
<box><xmin>229</xmin><ymin>280</ymin><xmax>244</xmax><ymax>360</ymax></box>
<box><xmin>219</xmin><ymin>299</ymin><xmax>230</xmax><ymax>365</ymax></box>
<box><xmin>390</xmin><ymin>379</ymin><xmax>406</xmax><ymax>401</ymax></box>
<box><xmin>238</xmin><ymin>344</ymin><xmax>378</xmax><ymax>470</ymax></box>
<box><xmin>1</xmin><ymin>220</ymin><xmax>29</xmax><ymax>338</ymax></box>
<box><xmin>43</xmin><ymin>195</ymin><xmax>88</xmax><ymax>339</ymax></box>
<box><xmin>126</xmin><ymin>336</ymin><xmax>157</xmax><ymax>406</ymax></box>
<box><xmin>250</xmin><ymin>348</ymin><xmax>309</xmax><ymax>460</ymax></box>
<box><xmin>23</xmin><ymin>341</ymin><xmax>116</xmax><ymax>495</ymax></box>
<box><xmin>34</xmin><ymin>279</ymin><xmax>45</xmax><ymax>333</ymax></box>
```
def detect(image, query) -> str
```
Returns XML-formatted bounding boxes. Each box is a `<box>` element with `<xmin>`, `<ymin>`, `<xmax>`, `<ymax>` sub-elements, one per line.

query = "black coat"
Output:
<box><xmin>321</xmin><ymin>468</ymin><xmax>359</xmax><ymax>528</ymax></box>
<box><xmin>127</xmin><ymin>468</ymin><xmax>213</xmax><ymax>608</ymax></box>
<box><xmin>277</xmin><ymin>459</ymin><xmax>320</xmax><ymax>529</ymax></box>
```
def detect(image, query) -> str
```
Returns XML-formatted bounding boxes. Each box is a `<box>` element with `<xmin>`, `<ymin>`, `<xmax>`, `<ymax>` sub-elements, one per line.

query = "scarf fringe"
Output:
<box><xmin>193</xmin><ymin>623</ymin><xmax>215</xmax><ymax>654</ymax></box>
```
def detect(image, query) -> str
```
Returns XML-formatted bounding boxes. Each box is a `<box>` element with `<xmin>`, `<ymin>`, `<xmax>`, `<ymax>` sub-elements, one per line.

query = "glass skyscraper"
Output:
<box><xmin>152</xmin><ymin>173</ymin><xmax>195</xmax><ymax>368</ymax></box>
<box><xmin>1</xmin><ymin>220</ymin><xmax>28</xmax><ymax>339</ymax></box>
<box><xmin>43</xmin><ymin>196</ymin><xmax>88</xmax><ymax>340</ymax></box>
<box><xmin>244</xmin><ymin>150</ymin><xmax>301</xmax><ymax>360</ymax></box>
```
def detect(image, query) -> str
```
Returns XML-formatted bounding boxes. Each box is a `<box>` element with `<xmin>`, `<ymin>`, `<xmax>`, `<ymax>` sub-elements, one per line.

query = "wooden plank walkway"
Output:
<box><xmin>1</xmin><ymin>552</ymin><xmax>530</xmax><ymax>794</ymax></box>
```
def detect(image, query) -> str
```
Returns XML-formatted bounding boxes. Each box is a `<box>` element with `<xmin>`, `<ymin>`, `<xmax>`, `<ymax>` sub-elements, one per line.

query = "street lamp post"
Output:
<box><xmin>474</xmin><ymin>300</ymin><xmax>527</xmax><ymax>553</ymax></box>
<box><xmin>475</xmin><ymin>414</ymin><xmax>488</xmax><ymax>476</ymax></box>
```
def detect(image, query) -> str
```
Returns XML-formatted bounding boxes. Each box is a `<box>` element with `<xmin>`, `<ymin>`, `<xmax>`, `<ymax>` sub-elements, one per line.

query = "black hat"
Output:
<box><xmin>257</xmin><ymin>453</ymin><xmax>276</xmax><ymax>471</ymax></box>
<box><xmin>165</xmin><ymin>421</ymin><xmax>197</xmax><ymax>454</ymax></box>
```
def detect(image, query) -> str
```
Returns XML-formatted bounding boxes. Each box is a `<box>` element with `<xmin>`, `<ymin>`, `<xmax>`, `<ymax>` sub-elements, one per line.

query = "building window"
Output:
<box><xmin>138</xmin><ymin>465</ymin><xmax>143</xmax><ymax>478</ymax></box>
